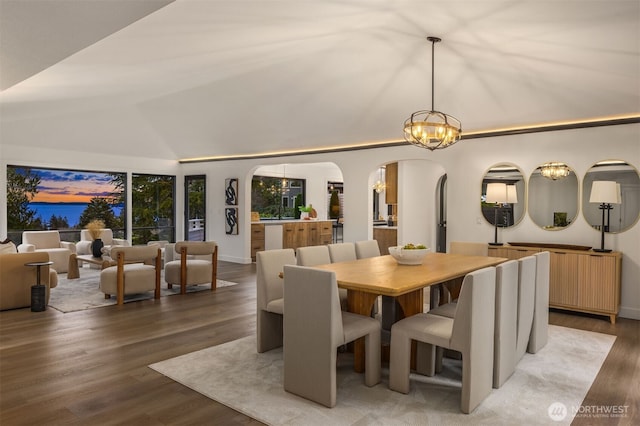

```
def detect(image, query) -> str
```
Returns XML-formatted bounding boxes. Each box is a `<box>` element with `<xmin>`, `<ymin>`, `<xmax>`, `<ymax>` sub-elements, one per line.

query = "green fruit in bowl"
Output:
<box><xmin>402</xmin><ymin>243</ymin><xmax>427</xmax><ymax>250</ymax></box>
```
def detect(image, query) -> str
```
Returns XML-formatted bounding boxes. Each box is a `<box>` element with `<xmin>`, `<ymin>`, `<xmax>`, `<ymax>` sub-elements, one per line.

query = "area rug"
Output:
<box><xmin>48</xmin><ymin>268</ymin><xmax>237</xmax><ymax>313</ymax></box>
<box><xmin>149</xmin><ymin>325</ymin><xmax>615</xmax><ymax>425</ymax></box>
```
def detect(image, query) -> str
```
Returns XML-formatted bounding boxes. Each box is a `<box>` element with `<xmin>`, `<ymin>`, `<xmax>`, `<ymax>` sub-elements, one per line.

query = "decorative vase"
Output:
<box><xmin>91</xmin><ymin>239</ymin><xmax>104</xmax><ymax>257</ymax></box>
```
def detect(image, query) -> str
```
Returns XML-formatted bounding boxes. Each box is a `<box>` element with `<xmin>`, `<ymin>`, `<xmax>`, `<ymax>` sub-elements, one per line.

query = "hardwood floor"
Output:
<box><xmin>1</xmin><ymin>261</ymin><xmax>638</xmax><ymax>425</ymax></box>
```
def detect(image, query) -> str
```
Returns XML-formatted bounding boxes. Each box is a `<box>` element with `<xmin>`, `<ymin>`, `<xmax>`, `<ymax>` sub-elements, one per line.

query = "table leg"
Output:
<box><xmin>67</xmin><ymin>254</ymin><xmax>80</xmax><ymax>279</ymax></box>
<box><xmin>347</xmin><ymin>290</ymin><xmax>380</xmax><ymax>373</ymax></box>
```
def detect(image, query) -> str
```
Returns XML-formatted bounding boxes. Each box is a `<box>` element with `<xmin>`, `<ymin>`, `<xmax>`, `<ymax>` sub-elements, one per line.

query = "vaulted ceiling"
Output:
<box><xmin>1</xmin><ymin>0</ymin><xmax>638</xmax><ymax>162</ymax></box>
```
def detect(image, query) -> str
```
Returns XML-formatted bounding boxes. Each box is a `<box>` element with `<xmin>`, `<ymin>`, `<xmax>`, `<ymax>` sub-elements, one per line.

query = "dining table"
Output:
<box><xmin>313</xmin><ymin>252</ymin><xmax>507</xmax><ymax>372</ymax></box>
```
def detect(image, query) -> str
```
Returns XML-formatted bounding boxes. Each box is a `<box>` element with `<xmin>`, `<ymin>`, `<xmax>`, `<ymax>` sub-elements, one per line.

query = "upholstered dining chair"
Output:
<box><xmin>355</xmin><ymin>240</ymin><xmax>381</xmax><ymax>259</ymax></box>
<box><xmin>99</xmin><ymin>245</ymin><xmax>161</xmax><ymax>305</ymax></box>
<box><xmin>164</xmin><ymin>241</ymin><xmax>218</xmax><ymax>294</ymax></box>
<box><xmin>327</xmin><ymin>242</ymin><xmax>357</xmax><ymax>263</ymax></box>
<box><xmin>516</xmin><ymin>255</ymin><xmax>536</xmax><ymax>362</ymax></box>
<box><xmin>354</xmin><ymin>240</ymin><xmax>381</xmax><ymax>316</ymax></box>
<box><xmin>297</xmin><ymin>245</ymin><xmax>347</xmax><ymax>310</ymax></box>
<box><xmin>528</xmin><ymin>251</ymin><xmax>550</xmax><ymax>354</ymax></box>
<box><xmin>283</xmin><ymin>265</ymin><xmax>381</xmax><ymax>408</ymax></box>
<box><xmin>256</xmin><ymin>248</ymin><xmax>296</xmax><ymax>353</ymax></box>
<box><xmin>389</xmin><ymin>266</ymin><xmax>496</xmax><ymax>414</ymax></box>
<box><xmin>429</xmin><ymin>260</ymin><xmax>519</xmax><ymax>389</ymax></box>
<box><xmin>449</xmin><ymin>241</ymin><xmax>489</xmax><ymax>256</ymax></box>
<box><xmin>296</xmin><ymin>245</ymin><xmax>331</xmax><ymax>266</ymax></box>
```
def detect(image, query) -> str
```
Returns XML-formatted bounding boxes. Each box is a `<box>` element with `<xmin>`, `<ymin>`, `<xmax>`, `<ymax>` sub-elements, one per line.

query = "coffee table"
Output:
<box><xmin>67</xmin><ymin>254</ymin><xmax>116</xmax><ymax>279</ymax></box>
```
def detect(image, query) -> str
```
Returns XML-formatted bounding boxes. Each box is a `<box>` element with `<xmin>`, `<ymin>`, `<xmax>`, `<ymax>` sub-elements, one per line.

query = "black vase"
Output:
<box><xmin>91</xmin><ymin>239</ymin><xmax>104</xmax><ymax>257</ymax></box>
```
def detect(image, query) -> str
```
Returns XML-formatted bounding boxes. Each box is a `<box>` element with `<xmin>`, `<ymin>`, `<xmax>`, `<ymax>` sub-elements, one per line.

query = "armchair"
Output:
<box><xmin>164</xmin><ymin>242</ymin><xmax>218</xmax><ymax>294</ymax></box>
<box><xmin>0</xmin><ymin>249</ymin><xmax>58</xmax><ymax>311</ymax></box>
<box><xmin>76</xmin><ymin>228</ymin><xmax>128</xmax><ymax>256</ymax></box>
<box><xmin>18</xmin><ymin>230</ymin><xmax>75</xmax><ymax>273</ymax></box>
<box><xmin>99</xmin><ymin>245</ymin><xmax>161</xmax><ymax>305</ymax></box>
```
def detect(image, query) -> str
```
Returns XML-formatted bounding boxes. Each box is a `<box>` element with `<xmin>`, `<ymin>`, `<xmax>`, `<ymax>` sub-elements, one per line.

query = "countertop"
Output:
<box><xmin>251</xmin><ymin>219</ymin><xmax>332</xmax><ymax>225</ymax></box>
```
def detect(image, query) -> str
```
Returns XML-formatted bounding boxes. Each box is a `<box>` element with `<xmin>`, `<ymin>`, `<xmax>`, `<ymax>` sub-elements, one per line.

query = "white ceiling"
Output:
<box><xmin>1</xmin><ymin>0</ymin><xmax>638</xmax><ymax>161</ymax></box>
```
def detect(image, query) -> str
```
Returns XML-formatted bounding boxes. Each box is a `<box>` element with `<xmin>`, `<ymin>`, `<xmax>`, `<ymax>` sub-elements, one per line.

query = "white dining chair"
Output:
<box><xmin>389</xmin><ymin>266</ymin><xmax>496</xmax><ymax>414</ymax></box>
<box><xmin>516</xmin><ymin>255</ymin><xmax>536</xmax><ymax>362</ymax></box>
<box><xmin>297</xmin><ymin>245</ymin><xmax>347</xmax><ymax>310</ymax></box>
<box><xmin>256</xmin><ymin>248</ymin><xmax>296</xmax><ymax>353</ymax></box>
<box><xmin>528</xmin><ymin>251</ymin><xmax>550</xmax><ymax>353</ymax></box>
<box><xmin>355</xmin><ymin>240</ymin><xmax>381</xmax><ymax>259</ymax></box>
<box><xmin>328</xmin><ymin>242</ymin><xmax>357</xmax><ymax>263</ymax></box>
<box><xmin>430</xmin><ymin>259</ymin><xmax>518</xmax><ymax>389</ymax></box>
<box><xmin>296</xmin><ymin>245</ymin><xmax>331</xmax><ymax>266</ymax></box>
<box><xmin>283</xmin><ymin>265</ymin><xmax>381</xmax><ymax>408</ymax></box>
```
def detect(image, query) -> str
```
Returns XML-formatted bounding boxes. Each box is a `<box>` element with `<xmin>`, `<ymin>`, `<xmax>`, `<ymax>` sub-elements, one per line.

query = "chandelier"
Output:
<box><xmin>540</xmin><ymin>162</ymin><xmax>570</xmax><ymax>180</ymax></box>
<box><xmin>404</xmin><ymin>36</ymin><xmax>462</xmax><ymax>150</ymax></box>
<box><xmin>372</xmin><ymin>167</ymin><xmax>386</xmax><ymax>193</ymax></box>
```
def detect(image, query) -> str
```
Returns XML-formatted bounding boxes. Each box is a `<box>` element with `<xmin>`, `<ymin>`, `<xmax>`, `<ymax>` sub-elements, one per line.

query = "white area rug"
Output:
<box><xmin>149</xmin><ymin>325</ymin><xmax>616</xmax><ymax>425</ymax></box>
<box><xmin>49</xmin><ymin>268</ymin><xmax>236</xmax><ymax>313</ymax></box>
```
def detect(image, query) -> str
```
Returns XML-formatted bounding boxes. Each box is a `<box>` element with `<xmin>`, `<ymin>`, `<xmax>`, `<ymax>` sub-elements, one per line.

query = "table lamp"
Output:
<box><xmin>486</xmin><ymin>183</ymin><xmax>508</xmax><ymax>245</ymax></box>
<box><xmin>589</xmin><ymin>181</ymin><xmax>621</xmax><ymax>252</ymax></box>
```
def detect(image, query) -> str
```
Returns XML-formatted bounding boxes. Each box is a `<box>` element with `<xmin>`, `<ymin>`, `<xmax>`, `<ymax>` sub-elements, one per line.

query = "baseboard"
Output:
<box><xmin>219</xmin><ymin>254</ymin><xmax>252</xmax><ymax>264</ymax></box>
<box><xmin>618</xmin><ymin>306</ymin><xmax>640</xmax><ymax>321</ymax></box>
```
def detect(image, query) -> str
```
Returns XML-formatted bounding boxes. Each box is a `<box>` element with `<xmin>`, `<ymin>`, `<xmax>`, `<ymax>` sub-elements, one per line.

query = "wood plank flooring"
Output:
<box><xmin>1</xmin><ymin>261</ymin><xmax>638</xmax><ymax>425</ymax></box>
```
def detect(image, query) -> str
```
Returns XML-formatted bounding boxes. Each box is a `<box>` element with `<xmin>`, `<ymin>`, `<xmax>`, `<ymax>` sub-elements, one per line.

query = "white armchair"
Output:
<box><xmin>17</xmin><ymin>231</ymin><xmax>76</xmax><ymax>273</ymax></box>
<box><xmin>76</xmin><ymin>228</ymin><xmax>128</xmax><ymax>256</ymax></box>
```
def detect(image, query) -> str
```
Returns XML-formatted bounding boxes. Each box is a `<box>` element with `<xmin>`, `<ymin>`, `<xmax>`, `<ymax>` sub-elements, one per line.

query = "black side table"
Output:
<box><xmin>24</xmin><ymin>261</ymin><xmax>53</xmax><ymax>312</ymax></box>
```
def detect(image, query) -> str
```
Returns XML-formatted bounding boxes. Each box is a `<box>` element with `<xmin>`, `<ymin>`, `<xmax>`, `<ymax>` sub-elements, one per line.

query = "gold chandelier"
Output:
<box><xmin>404</xmin><ymin>36</ymin><xmax>462</xmax><ymax>150</ymax></box>
<box><xmin>372</xmin><ymin>167</ymin><xmax>386</xmax><ymax>193</ymax></box>
<box><xmin>540</xmin><ymin>162</ymin><xmax>570</xmax><ymax>180</ymax></box>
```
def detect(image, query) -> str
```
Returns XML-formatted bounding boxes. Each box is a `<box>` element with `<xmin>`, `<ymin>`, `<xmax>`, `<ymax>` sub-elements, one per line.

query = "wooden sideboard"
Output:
<box><xmin>488</xmin><ymin>245</ymin><xmax>622</xmax><ymax>324</ymax></box>
<box><xmin>251</xmin><ymin>220</ymin><xmax>333</xmax><ymax>261</ymax></box>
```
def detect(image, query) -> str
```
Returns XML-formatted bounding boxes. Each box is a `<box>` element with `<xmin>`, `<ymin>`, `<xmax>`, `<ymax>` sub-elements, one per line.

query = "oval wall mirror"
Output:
<box><xmin>528</xmin><ymin>162</ymin><xmax>578</xmax><ymax>230</ymax></box>
<box><xmin>481</xmin><ymin>163</ymin><xmax>526</xmax><ymax>227</ymax></box>
<box><xmin>582</xmin><ymin>160</ymin><xmax>640</xmax><ymax>233</ymax></box>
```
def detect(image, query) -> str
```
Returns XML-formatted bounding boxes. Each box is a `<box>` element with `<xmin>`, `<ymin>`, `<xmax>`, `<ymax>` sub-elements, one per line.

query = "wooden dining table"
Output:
<box><xmin>313</xmin><ymin>252</ymin><xmax>507</xmax><ymax>372</ymax></box>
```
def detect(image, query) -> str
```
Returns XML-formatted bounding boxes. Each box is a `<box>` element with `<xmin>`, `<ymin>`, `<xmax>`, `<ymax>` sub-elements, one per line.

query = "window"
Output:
<box><xmin>131</xmin><ymin>173</ymin><xmax>175</xmax><ymax>244</ymax></box>
<box><xmin>251</xmin><ymin>175</ymin><xmax>305</xmax><ymax>219</ymax></box>
<box><xmin>185</xmin><ymin>175</ymin><xmax>206</xmax><ymax>241</ymax></box>
<box><xmin>6</xmin><ymin>165</ymin><xmax>125</xmax><ymax>244</ymax></box>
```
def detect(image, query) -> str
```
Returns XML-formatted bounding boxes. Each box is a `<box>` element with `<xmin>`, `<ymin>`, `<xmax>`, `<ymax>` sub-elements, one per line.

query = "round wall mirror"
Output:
<box><xmin>481</xmin><ymin>163</ymin><xmax>525</xmax><ymax>227</ymax></box>
<box><xmin>528</xmin><ymin>162</ymin><xmax>578</xmax><ymax>230</ymax></box>
<box><xmin>582</xmin><ymin>160</ymin><xmax>640</xmax><ymax>233</ymax></box>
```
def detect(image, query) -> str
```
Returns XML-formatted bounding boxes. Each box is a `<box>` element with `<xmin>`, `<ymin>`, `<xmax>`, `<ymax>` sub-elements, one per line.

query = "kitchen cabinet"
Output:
<box><xmin>251</xmin><ymin>224</ymin><xmax>265</xmax><ymax>261</ymax></box>
<box><xmin>373</xmin><ymin>227</ymin><xmax>397</xmax><ymax>255</ymax></box>
<box><xmin>253</xmin><ymin>220</ymin><xmax>334</xmax><ymax>257</ymax></box>
<box><xmin>385</xmin><ymin>162</ymin><xmax>398</xmax><ymax>204</ymax></box>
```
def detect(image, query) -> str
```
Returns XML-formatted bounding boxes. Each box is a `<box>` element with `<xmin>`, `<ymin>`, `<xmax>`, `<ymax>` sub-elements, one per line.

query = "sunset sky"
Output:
<box><xmin>22</xmin><ymin>168</ymin><xmax>122</xmax><ymax>203</ymax></box>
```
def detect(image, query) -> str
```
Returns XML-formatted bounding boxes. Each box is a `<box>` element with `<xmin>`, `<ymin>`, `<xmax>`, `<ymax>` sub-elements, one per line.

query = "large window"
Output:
<box><xmin>251</xmin><ymin>175</ymin><xmax>305</xmax><ymax>219</ymax></box>
<box><xmin>131</xmin><ymin>173</ymin><xmax>175</xmax><ymax>244</ymax></box>
<box><xmin>185</xmin><ymin>175</ymin><xmax>205</xmax><ymax>241</ymax></box>
<box><xmin>6</xmin><ymin>165</ymin><xmax>125</xmax><ymax>244</ymax></box>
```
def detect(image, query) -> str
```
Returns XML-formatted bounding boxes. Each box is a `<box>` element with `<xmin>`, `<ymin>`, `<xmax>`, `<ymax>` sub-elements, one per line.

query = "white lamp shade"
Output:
<box><xmin>589</xmin><ymin>181</ymin><xmax>620</xmax><ymax>204</ymax></box>
<box><xmin>507</xmin><ymin>185</ymin><xmax>518</xmax><ymax>203</ymax></box>
<box><xmin>486</xmin><ymin>183</ymin><xmax>508</xmax><ymax>203</ymax></box>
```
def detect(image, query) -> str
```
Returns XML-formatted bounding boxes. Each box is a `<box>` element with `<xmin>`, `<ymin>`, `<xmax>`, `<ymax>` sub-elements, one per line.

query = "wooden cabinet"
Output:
<box><xmin>285</xmin><ymin>221</ymin><xmax>333</xmax><ymax>250</ymax></box>
<box><xmin>385</xmin><ymin>162</ymin><xmax>398</xmax><ymax>204</ymax></box>
<box><xmin>250</xmin><ymin>224</ymin><xmax>265</xmax><ymax>261</ymax></box>
<box><xmin>320</xmin><ymin>221</ymin><xmax>333</xmax><ymax>245</ymax></box>
<box><xmin>373</xmin><ymin>227</ymin><xmax>397</xmax><ymax>255</ymax></box>
<box><xmin>488</xmin><ymin>244</ymin><xmax>622</xmax><ymax>323</ymax></box>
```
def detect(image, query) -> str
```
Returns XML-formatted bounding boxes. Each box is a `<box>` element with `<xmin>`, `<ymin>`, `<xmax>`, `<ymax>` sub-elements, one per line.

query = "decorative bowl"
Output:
<box><xmin>388</xmin><ymin>246</ymin><xmax>430</xmax><ymax>265</ymax></box>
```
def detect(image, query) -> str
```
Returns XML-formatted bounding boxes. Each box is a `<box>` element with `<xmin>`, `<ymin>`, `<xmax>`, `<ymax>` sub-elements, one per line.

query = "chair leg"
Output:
<box><xmin>389</xmin><ymin>327</ymin><xmax>412</xmax><ymax>394</ymax></box>
<box><xmin>415</xmin><ymin>342</ymin><xmax>436</xmax><ymax>377</ymax></box>
<box><xmin>364</xmin><ymin>332</ymin><xmax>381</xmax><ymax>386</ymax></box>
<box><xmin>257</xmin><ymin>310</ymin><xmax>283</xmax><ymax>353</ymax></box>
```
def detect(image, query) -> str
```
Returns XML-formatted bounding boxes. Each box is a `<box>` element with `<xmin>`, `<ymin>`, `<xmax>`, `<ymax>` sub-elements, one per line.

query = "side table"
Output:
<box><xmin>24</xmin><ymin>261</ymin><xmax>53</xmax><ymax>312</ymax></box>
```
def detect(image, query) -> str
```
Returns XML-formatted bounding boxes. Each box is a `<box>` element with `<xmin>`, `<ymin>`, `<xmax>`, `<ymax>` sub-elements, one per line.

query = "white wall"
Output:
<box><xmin>2</xmin><ymin>123</ymin><xmax>639</xmax><ymax>319</ymax></box>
